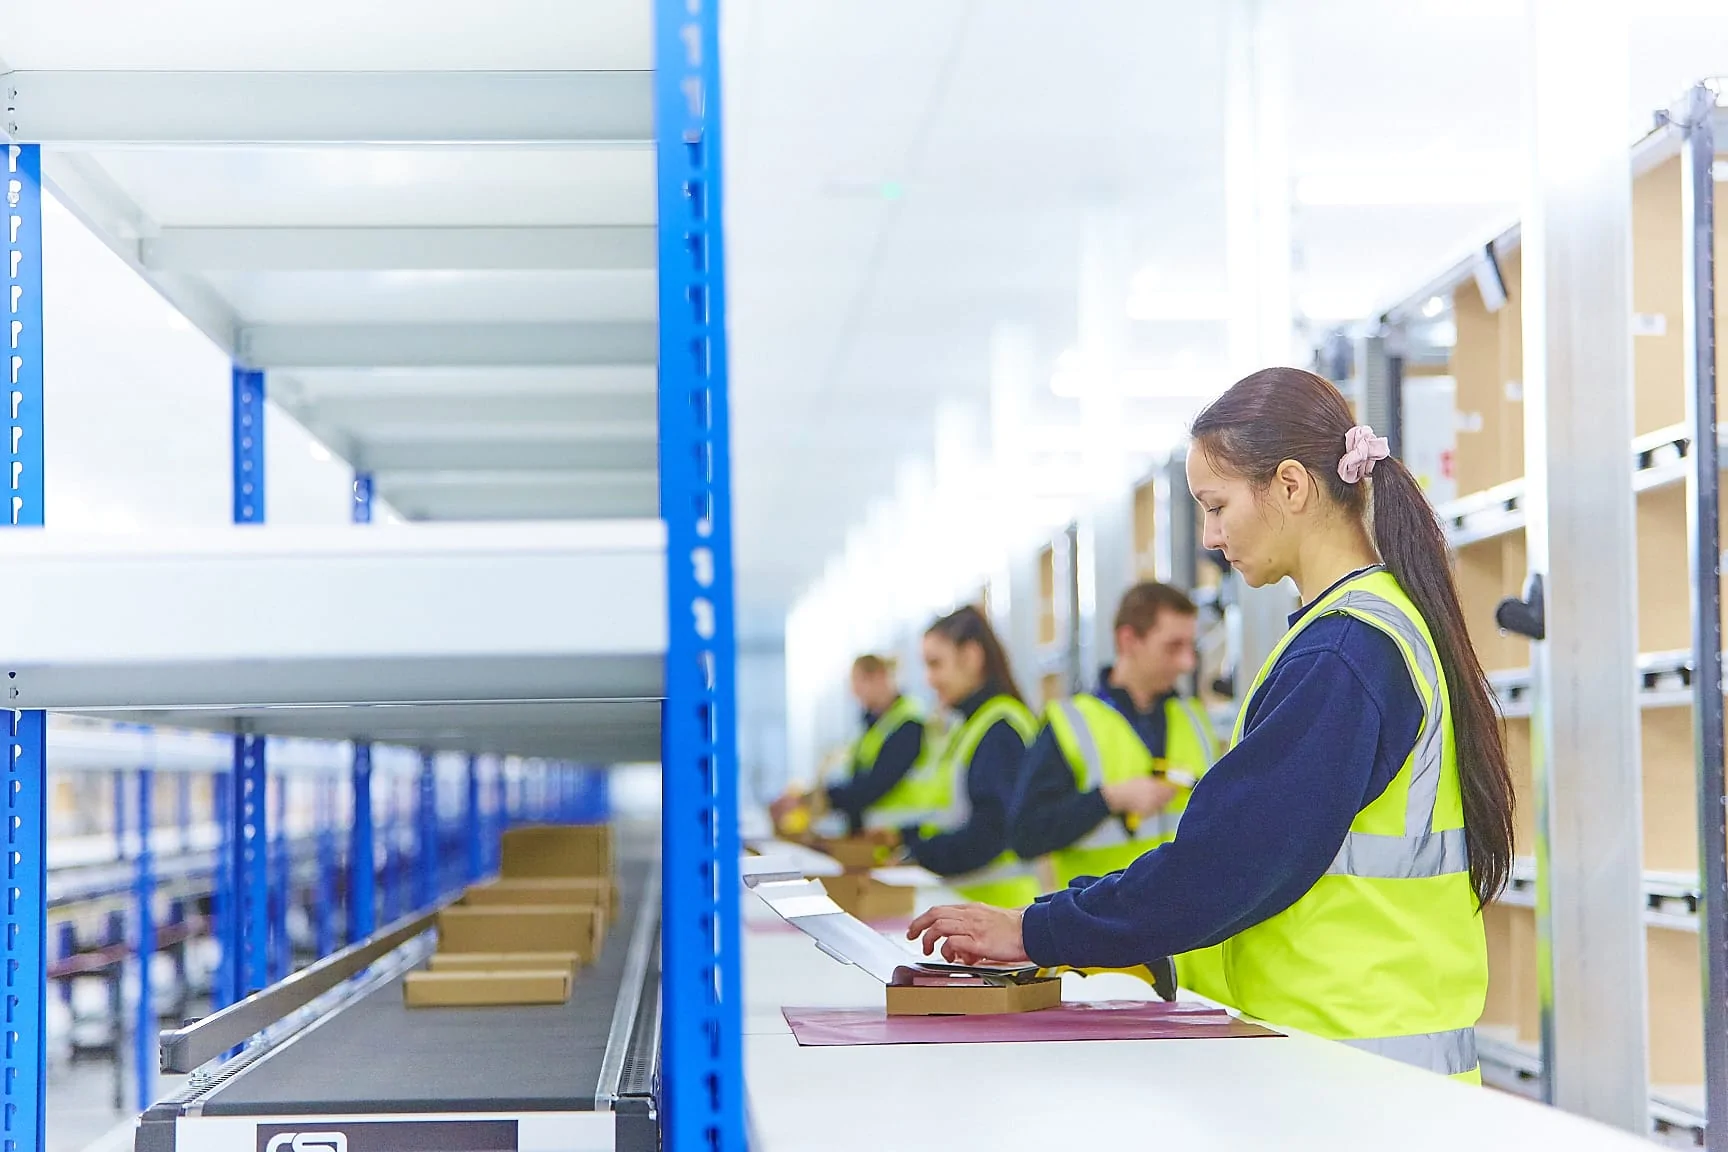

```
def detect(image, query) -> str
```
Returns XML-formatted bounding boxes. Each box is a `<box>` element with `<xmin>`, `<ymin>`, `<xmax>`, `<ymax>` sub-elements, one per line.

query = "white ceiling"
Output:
<box><xmin>5</xmin><ymin>0</ymin><xmax>1727</xmax><ymax>645</ymax></box>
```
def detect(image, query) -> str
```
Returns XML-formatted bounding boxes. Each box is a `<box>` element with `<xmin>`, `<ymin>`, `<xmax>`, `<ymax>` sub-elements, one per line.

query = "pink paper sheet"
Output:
<box><xmin>782</xmin><ymin>1000</ymin><xmax>1283</xmax><ymax>1046</ymax></box>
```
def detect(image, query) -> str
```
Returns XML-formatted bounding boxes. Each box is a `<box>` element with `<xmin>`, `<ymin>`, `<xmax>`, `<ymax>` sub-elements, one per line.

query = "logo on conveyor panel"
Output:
<box><xmin>255</xmin><ymin>1120</ymin><xmax>516</xmax><ymax>1152</ymax></box>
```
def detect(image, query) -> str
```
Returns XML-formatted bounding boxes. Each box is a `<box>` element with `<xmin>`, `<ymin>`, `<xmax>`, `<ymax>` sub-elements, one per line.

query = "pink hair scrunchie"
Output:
<box><xmin>1338</xmin><ymin>425</ymin><xmax>1390</xmax><ymax>484</ymax></box>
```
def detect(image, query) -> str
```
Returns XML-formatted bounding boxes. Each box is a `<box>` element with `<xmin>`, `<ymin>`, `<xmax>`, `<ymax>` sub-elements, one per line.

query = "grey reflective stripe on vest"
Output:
<box><xmin>1053</xmin><ymin>699</ymin><xmax>1106</xmax><ymax>789</ymax></box>
<box><xmin>1344</xmin><ymin>1027</ymin><xmax>1478</xmax><ymax>1076</ymax></box>
<box><xmin>1170</xmin><ymin>697</ymin><xmax>1218</xmax><ymax>766</ymax></box>
<box><xmin>1320</xmin><ymin>590</ymin><xmax>1468</xmax><ymax>882</ymax></box>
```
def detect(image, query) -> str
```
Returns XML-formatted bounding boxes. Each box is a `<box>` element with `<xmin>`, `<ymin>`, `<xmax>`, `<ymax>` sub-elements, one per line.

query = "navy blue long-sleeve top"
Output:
<box><xmin>823</xmin><ymin>702</ymin><xmax>925</xmax><ymax>835</ymax></box>
<box><xmin>1009</xmin><ymin>670</ymin><xmax>1176</xmax><ymax>859</ymax></box>
<box><xmin>902</xmin><ymin>686</ymin><xmax>1031</xmax><ymax>877</ymax></box>
<box><xmin>1019</xmin><ymin>570</ymin><xmax>1425</xmax><ymax>969</ymax></box>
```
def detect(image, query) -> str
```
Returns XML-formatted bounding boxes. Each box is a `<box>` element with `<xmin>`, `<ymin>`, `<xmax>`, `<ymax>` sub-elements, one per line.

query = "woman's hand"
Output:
<box><xmin>905</xmin><ymin>903</ymin><xmax>1031</xmax><ymax>966</ymax></box>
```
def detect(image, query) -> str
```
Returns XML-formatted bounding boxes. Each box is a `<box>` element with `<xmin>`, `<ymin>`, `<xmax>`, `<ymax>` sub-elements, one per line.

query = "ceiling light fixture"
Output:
<box><xmin>1421</xmin><ymin>296</ymin><xmax>1446</xmax><ymax>318</ymax></box>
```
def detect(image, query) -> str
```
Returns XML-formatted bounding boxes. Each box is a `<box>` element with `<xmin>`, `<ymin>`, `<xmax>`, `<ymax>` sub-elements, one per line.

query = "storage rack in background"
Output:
<box><xmin>0</xmin><ymin>1</ymin><xmax>744</xmax><ymax>1148</ymax></box>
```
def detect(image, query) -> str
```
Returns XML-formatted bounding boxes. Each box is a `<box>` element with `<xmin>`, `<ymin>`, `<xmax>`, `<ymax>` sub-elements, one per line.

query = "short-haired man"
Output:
<box><xmin>1008</xmin><ymin>581</ymin><xmax>1227</xmax><ymax>1000</ymax></box>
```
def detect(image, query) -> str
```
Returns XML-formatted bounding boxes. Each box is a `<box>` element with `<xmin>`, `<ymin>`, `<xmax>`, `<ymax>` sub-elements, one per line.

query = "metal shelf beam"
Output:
<box><xmin>4</xmin><ymin>70</ymin><xmax>653</xmax><ymax>145</ymax></box>
<box><xmin>141</xmin><ymin>225</ymin><xmax>657</xmax><ymax>273</ymax></box>
<box><xmin>237</xmin><ymin>321</ymin><xmax>658</xmax><ymax>371</ymax></box>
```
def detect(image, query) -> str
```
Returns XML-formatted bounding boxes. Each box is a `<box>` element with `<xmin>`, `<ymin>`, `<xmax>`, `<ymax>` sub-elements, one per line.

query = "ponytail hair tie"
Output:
<box><xmin>1338</xmin><ymin>425</ymin><xmax>1391</xmax><ymax>484</ymax></box>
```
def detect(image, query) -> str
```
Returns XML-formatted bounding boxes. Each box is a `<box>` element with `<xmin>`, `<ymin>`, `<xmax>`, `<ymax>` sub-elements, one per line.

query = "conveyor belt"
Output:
<box><xmin>193</xmin><ymin>853</ymin><xmax>654</xmax><ymax>1117</ymax></box>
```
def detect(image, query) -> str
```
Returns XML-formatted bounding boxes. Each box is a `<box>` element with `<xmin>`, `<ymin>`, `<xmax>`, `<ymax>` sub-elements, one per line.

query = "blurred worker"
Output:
<box><xmin>908</xmin><ymin>368</ymin><xmax>1515</xmax><ymax>1084</ymax></box>
<box><xmin>881</xmin><ymin>605</ymin><xmax>1039</xmax><ymax>907</ymax></box>
<box><xmin>1007</xmin><ymin>580</ymin><xmax>1229</xmax><ymax>1001</ymax></box>
<box><xmin>770</xmin><ymin>654</ymin><xmax>930</xmax><ymax>835</ymax></box>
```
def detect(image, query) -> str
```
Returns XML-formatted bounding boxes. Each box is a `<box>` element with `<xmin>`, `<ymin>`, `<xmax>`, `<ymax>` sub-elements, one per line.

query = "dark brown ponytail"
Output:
<box><xmin>926</xmin><ymin>604</ymin><xmax>1025</xmax><ymax>705</ymax></box>
<box><xmin>1191</xmin><ymin>367</ymin><xmax>1514</xmax><ymax>907</ymax></box>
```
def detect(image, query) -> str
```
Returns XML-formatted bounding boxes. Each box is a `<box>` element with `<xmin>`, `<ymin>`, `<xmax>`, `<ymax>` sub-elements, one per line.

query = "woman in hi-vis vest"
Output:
<box><xmin>883</xmin><ymin>605</ymin><xmax>1041</xmax><ymax>908</ymax></box>
<box><xmin>908</xmin><ymin>368</ymin><xmax>1516</xmax><ymax>1084</ymax></box>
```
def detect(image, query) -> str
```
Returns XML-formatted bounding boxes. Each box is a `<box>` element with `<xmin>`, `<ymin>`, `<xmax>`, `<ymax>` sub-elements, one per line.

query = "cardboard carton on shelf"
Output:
<box><xmin>404</xmin><ymin>968</ymin><xmax>572</xmax><ymax>1008</ymax></box>
<box><xmin>436</xmin><ymin>905</ymin><xmax>607</xmax><ymax>964</ymax></box>
<box><xmin>885</xmin><ymin>968</ymin><xmax>1062</xmax><ymax>1017</ymax></box>
<box><xmin>426</xmin><ymin>951</ymin><xmax>583</xmax><ymax>975</ymax></box>
<box><xmin>819</xmin><ymin>873</ymin><xmax>915</xmax><ymax>921</ymax></box>
<box><xmin>501</xmin><ymin>824</ymin><xmax>613</xmax><ymax>880</ymax></box>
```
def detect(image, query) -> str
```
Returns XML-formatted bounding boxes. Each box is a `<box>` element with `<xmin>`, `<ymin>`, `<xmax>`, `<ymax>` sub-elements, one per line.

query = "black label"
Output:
<box><xmin>255</xmin><ymin>1120</ymin><xmax>517</xmax><ymax>1152</ymax></box>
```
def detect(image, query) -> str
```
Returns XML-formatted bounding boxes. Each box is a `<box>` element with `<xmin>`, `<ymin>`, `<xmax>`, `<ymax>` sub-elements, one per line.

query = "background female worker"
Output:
<box><xmin>770</xmin><ymin>654</ymin><xmax>929</xmax><ymax>835</ymax></box>
<box><xmin>1007</xmin><ymin>580</ymin><xmax>1227</xmax><ymax>1000</ymax></box>
<box><xmin>907</xmin><ymin>367</ymin><xmax>1516</xmax><ymax>1083</ymax></box>
<box><xmin>886</xmin><ymin>604</ymin><xmax>1039</xmax><ymax>907</ymax></box>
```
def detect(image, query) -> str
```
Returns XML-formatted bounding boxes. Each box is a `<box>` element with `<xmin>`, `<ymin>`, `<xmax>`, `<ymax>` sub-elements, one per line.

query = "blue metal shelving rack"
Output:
<box><xmin>655</xmin><ymin>0</ymin><xmax>746</xmax><ymax>1145</ymax></box>
<box><xmin>0</xmin><ymin>1</ymin><xmax>746</xmax><ymax>1139</ymax></box>
<box><xmin>4</xmin><ymin>139</ymin><xmax>49</xmax><ymax>1152</ymax></box>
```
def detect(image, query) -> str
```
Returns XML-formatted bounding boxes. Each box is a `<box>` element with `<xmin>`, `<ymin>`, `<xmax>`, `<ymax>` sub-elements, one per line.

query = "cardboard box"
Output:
<box><xmin>404</xmin><ymin>969</ymin><xmax>572</xmax><ymax>1008</ymax></box>
<box><xmin>819</xmin><ymin>874</ymin><xmax>915</xmax><ymax>921</ymax></box>
<box><xmin>436</xmin><ymin>906</ymin><xmax>606</xmax><ymax>963</ymax></box>
<box><xmin>427</xmin><ymin>951</ymin><xmax>583</xmax><ymax>974</ymax></box>
<box><xmin>885</xmin><ymin>970</ymin><xmax>1062</xmax><ymax>1017</ymax></box>
<box><xmin>810</xmin><ymin>835</ymin><xmax>893</xmax><ymax>872</ymax></box>
<box><xmin>462</xmin><ymin>876</ymin><xmax>616</xmax><ymax>919</ymax></box>
<box><xmin>501</xmin><ymin>824</ymin><xmax>612</xmax><ymax>879</ymax></box>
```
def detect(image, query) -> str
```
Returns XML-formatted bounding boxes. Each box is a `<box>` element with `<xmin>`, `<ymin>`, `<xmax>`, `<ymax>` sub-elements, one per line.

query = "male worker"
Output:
<box><xmin>771</xmin><ymin>654</ymin><xmax>930</xmax><ymax>836</ymax></box>
<box><xmin>1008</xmin><ymin>581</ymin><xmax>1228</xmax><ymax>1001</ymax></box>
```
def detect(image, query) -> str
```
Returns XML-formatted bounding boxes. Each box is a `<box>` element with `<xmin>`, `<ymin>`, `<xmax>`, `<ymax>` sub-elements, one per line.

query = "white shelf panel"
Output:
<box><xmin>1490</xmin><ymin>648</ymin><xmax>1705</xmax><ymax>719</ymax></box>
<box><xmin>0</xmin><ymin>522</ymin><xmax>665</xmax><ymax>759</ymax></box>
<box><xmin>1439</xmin><ymin>423</ymin><xmax>1704</xmax><ymax>548</ymax></box>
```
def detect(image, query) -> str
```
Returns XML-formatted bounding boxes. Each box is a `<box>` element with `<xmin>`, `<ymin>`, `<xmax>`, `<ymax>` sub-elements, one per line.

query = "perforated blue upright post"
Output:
<box><xmin>492</xmin><ymin>757</ymin><xmax>509</xmax><ymax>867</ymax></box>
<box><xmin>381</xmin><ymin>775</ymin><xmax>401</xmax><ymax>923</ymax></box>
<box><xmin>352</xmin><ymin>470</ymin><xmax>374</xmax><ymax>524</ymax></box>
<box><xmin>232</xmin><ymin>734</ymin><xmax>269</xmax><ymax>996</ymax></box>
<box><xmin>229</xmin><ymin>365</ymin><xmax>270</xmax><ymax>996</ymax></box>
<box><xmin>415</xmin><ymin>752</ymin><xmax>437</xmax><ymax>909</ymax></box>
<box><xmin>3</xmin><ymin>139</ymin><xmax>48</xmax><ymax>1152</ymax></box>
<box><xmin>134</xmin><ymin>765</ymin><xmax>156</xmax><ymax>1110</ymax></box>
<box><xmin>269</xmin><ymin>769</ymin><xmax>289</xmax><ymax>982</ymax></box>
<box><xmin>315</xmin><ymin>776</ymin><xmax>337</xmax><ymax>956</ymax></box>
<box><xmin>211</xmin><ymin>771</ymin><xmax>234</xmax><ymax>1008</ymax></box>
<box><xmin>465</xmin><ymin>755</ymin><xmax>483</xmax><ymax>883</ymax></box>
<box><xmin>655</xmin><ymin>3</ymin><xmax>745</xmax><ymax>1144</ymax></box>
<box><xmin>347</xmin><ymin>743</ymin><xmax>376</xmax><ymax>943</ymax></box>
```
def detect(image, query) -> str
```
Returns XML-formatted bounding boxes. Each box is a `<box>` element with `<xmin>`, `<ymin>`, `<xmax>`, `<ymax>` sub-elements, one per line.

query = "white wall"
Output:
<box><xmin>40</xmin><ymin>193</ymin><xmax>377</xmax><ymax>530</ymax></box>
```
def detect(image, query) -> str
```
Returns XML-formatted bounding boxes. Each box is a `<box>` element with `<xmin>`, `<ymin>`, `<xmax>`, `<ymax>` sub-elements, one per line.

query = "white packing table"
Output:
<box><xmin>741</xmin><ymin>884</ymin><xmax>1654</xmax><ymax>1151</ymax></box>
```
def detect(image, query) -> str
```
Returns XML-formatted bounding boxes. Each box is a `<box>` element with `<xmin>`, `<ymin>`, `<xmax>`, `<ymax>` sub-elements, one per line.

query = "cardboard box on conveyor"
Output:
<box><xmin>499</xmin><ymin>824</ymin><xmax>620</xmax><ymax>915</ymax></box>
<box><xmin>404</xmin><ymin>822</ymin><xmax>616</xmax><ymax>1008</ymax></box>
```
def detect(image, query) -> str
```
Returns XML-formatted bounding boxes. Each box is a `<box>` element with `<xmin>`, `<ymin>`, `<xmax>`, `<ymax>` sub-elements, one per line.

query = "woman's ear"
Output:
<box><xmin>1274</xmin><ymin>459</ymin><xmax>1311</xmax><ymax>512</ymax></box>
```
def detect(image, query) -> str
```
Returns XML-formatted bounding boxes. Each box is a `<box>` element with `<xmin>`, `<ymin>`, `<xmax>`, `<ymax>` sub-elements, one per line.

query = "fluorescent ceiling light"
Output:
<box><xmin>1421</xmin><ymin>296</ymin><xmax>1445</xmax><ymax>319</ymax></box>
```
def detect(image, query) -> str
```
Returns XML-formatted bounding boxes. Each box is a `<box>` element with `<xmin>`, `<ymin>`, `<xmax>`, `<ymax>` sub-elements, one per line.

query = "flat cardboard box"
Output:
<box><xmin>463</xmin><ymin>876</ymin><xmax>615</xmax><ymax>915</ymax></box>
<box><xmin>404</xmin><ymin>969</ymin><xmax>571</xmax><ymax>1008</ymax></box>
<box><xmin>819</xmin><ymin>874</ymin><xmax>915</xmax><ymax>921</ymax></box>
<box><xmin>436</xmin><ymin>905</ymin><xmax>606</xmax><ymax>963</ymax></box>
<box><xmin>501</xmin><ymin>824</ymin><xmax>612</xmax><ymax>880</ymax></box>
<box><xmin>427</xmin><ymin>951</ymin><xmax>582</xmax><ymax>974</ymax></box>
<box><xmin>885</xmin><ymin>971</ymin><xmax>1062</xmax><ymax>1017</ymax></box>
